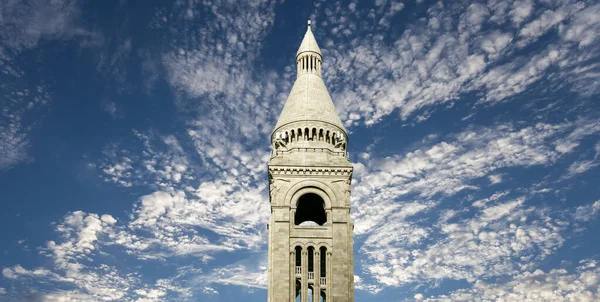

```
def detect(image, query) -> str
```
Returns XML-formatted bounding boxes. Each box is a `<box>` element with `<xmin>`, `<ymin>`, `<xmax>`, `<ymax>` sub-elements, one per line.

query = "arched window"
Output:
<box><xmin>295</xmin><ymin>193</ymin><xmax>326</xmax><ymax>226</ymax></box>
<box><xmin>295</xmin><ymin>246</ymin><xmax>302</xmax><ymax>269</ymax></box>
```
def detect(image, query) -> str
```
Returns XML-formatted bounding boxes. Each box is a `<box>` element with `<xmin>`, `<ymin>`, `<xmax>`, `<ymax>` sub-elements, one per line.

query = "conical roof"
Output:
<box><xmin>273</xmin><ymin>21</ymin><xmax>345</xmax><ymax>133</ymax></box>
<box><xmin>296</xmin><ymin>21</ymin><xmax>322</xmax><ymax>57</ymax></box>
<box><xmin>273</xmin><ymin>74</ymin><xmax>345</xmax><ymax>132</ymax></box>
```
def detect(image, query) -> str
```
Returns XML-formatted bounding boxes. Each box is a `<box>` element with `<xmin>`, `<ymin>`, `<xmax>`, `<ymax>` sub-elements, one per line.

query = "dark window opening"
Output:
<box><xmin>308</xmin><ymin>247</ymin><xmax>314</xmax><ymax>272</ymax></box>
<box><xmin>295</xmin><ymin>246</ymin><xmax>302</xmax><ymax>267</ymax></box>
<box><xmin>295</xmin><ymin>193</ymin><xmax>326</xmax><ymax>226</ymax></box>
<box><xmin>320</xmin><ymin>247</ymin><xmax>326</xmax><ymax>277</ymax></box>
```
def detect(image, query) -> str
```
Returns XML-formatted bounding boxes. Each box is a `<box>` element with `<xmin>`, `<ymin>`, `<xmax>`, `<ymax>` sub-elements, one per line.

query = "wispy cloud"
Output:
<box><xmin>351</xmin><ymin>119</ymin><xmax>600</xmax><ymax>291</ymax></box>
<box><xmin>422</xmin><ymin>259</ymin><xmax>600</xmax><ymax>301</ymax></box>
<box><xmin>309</xmin><ymin>0</ymin><xmax>600</xmax><ymax>126</ymax></box>
<box><xmin>0</xmin><ymin>0</ymin><xmax>100</xmax><ymax>170</ymax></box>
<box><xmin>1</xmin><ymin>1</ymin><xmax>283</xmax><ymax>298</ymax></box>
<box><xmin>0</xmin><ymin>85</ymin><xmax>51</xmax><ymax>170</ymax></box>
<box><xmin>2</xmin><ymin>0</ymin><xmax>600</xmax><ymax>300</ymax></box>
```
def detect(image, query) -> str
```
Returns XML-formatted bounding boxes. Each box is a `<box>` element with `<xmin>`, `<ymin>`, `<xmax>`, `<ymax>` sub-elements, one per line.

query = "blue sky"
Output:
<box><xmin>1</xmin><ymin>0</ymin><xmax>600</xmax><ymax>301</ymax></box>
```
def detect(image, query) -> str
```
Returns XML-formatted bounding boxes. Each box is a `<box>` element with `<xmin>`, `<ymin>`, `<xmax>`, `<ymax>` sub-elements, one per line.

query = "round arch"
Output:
<box><xmin>289</xmin><ymin>242</ymin><xmax>332</xmax><ymax>252</ymax></box>
<box><xmin>284</xmin><ymin>180</ymin><xmax>337</xmax><ymax>210</ymax></box>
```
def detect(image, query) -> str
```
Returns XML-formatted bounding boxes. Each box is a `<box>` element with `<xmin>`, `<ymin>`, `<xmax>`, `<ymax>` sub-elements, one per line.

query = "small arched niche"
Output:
<box><xmin>295</xmin><ymin>193</ymin><xmax>327</xmax><ymax>226</ymax></box>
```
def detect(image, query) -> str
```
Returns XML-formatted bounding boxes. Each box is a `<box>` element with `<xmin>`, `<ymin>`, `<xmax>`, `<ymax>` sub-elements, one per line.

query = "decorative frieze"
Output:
<box><xmin>269</xmin><ymin>167</ymin><xmax>353</xmax><ymax>176</ymax></box>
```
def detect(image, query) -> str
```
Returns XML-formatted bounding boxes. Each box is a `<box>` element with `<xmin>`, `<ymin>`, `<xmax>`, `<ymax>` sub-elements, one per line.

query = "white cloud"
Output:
<box><xmin>310</xmin><ymin>0</ymin><xmax>600</xmax><ymax>125</ymax></box>
<box><xmin>423</xmin><ymin>259</ymin><xmax>600</xmax><ymax>301</ymax></box>
<box><xmin>555</xmin><ymin>119</ymin><xmax>600</xmax><ymax>153</ymax></box>
<box><xmin>573</xmin><ymin>200</ymin><xmax>600</xmax><ymax>222</ymax></box>
<box><xmin>3</xmin><ymin>211</ymin><xmax>193</xmax><ymax>301</ymax></box>
<box><xmin>562</xmin><ymin>159</ymin><xmax>599</xmax><ymax>179</ymax></box>
<box><xmin>560</xmin><ymin>3</ymin><xmax>600</xmax><ymax>47</ymax></box>
<box><xmin>0</xmin><ymin>0</ymin><xmax>88</xmax><ymax>53</ymax></box>
<box><xmin>0</xmin><ymin>85</ymin><xmax>51</xmax><ymax>170</ymax></box>
<box><xmin>488</xmin><ymin>174</ymin><xmax>503</xmax><ymax>184</ymax></box>
<box><xmin>352</xmin><ymin>122</ymin><xmax>567</xmax><ymax>212</ymax></box>
<box><xmin>510</xmin><ymin>0</ymin><xmax>534</xmax><ymax>25</ymax></box>
<box><xmin>195</xmin><ymin>263</ymin><xmax>268</xmax><ymax>289</ymax></box>
<box><xmin>0</xmin><ymin>0</ymin><xmax>103</xmax><ymax>170</ymax></box>
<box><xmin>352</xmin><ymin>119</ymin><xmax>600</xmax><ymax>289</ymax></box>
<box><xmin>202</xmin><ymin>287</ymin><xmax>218</xmax><ymax>295</ymax></box>
<box><xmin>517</xmin><ymin>6</ymin><xmax>572</xmax><ymax>46</ymax></box>
<box><xmin>354</xmin><ymin>274</ymin><xmax>383</xmax><ymax>294</ymax></box>
<box><xmin>4</xmin><ymin>1</ymin><xmax>600</xmax><ymax>300</ymax></box>
<box><xmin>360</xmin><ymin>195</ymin><xmax>566</xmax><ymax>287</ymax></box>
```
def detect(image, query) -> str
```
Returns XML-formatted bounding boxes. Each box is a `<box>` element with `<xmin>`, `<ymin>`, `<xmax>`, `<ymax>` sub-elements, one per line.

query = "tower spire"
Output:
<box><xmin>271</xmin><ymin>20</ymin><xmax>346</xmax><ymax>148</ymax></box>
<box><xmin>296</xmin><ymin>20</ymin><xmax>322</xmax><ymax>78</ymax></box>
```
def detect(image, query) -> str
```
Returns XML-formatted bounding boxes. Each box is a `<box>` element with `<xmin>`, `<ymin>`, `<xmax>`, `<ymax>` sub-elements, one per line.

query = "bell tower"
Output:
<box><xmin>267</xmin><ymin>21</ymin><xmax>354</xmax><ymax>302</ymax></box>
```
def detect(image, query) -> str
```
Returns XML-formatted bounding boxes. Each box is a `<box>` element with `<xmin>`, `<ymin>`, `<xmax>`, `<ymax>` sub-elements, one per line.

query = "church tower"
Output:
<box><xmin>267</xmin><ymin>21</ymin><xmax>354</xmax><ymax>302</ymax></box>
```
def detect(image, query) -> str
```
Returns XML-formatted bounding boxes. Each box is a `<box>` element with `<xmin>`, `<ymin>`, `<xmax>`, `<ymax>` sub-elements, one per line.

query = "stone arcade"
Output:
<box><xmin>267</xmin><ymin>21</ymin><xmax>354</xmax><ymax>302</ymax></box>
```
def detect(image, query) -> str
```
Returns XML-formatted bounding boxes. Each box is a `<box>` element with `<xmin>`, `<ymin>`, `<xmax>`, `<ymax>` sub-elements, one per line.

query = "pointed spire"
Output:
<box><xmin>295</xmin><ymin>20</ymin><xmax>323</xmax><ymax>78</ymax></box>
<box><xmin>296</xmin><ymin>20</ymin><xmax>322</xmax><ymax>57</ymax></box>
<box><xmin>272</xmin><ymin>21</ymin><xmax>346</xmax><ymax>142</ymax></box>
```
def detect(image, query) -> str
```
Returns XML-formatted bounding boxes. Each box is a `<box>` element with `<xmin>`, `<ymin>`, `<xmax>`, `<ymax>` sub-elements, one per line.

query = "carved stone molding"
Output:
<box><xmin>269</xmin><ymin>167</ymin><xmax>353</xmax><ymax>176</ymax></box>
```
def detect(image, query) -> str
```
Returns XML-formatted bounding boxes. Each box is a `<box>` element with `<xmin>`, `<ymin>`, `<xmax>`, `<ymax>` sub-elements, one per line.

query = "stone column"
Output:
<box><xmin>314</xmin><ymin>250</ymin><xmax>320</xmax><ymax>302</ymax></box>
<box><xmin>302</xmin><ymin>250</ymin><xmax>308</xmax><ymax>302</ymax></box>
<box><xmin>327</xmin><ymin>251</ymin><xmax>332</xmax><ymax>301</ymax></box>
<box><xmin>290</xmin><ymin>250</ymin><xmax>296</xmax><ymax>302</ymax></box>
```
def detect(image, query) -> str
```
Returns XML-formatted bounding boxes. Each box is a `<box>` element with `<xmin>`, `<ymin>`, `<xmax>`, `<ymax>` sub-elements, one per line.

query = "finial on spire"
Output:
<box><xmin>296</xmin><ymin>19</ymin><xmax>322</xmax><ymax>59</ymax></box>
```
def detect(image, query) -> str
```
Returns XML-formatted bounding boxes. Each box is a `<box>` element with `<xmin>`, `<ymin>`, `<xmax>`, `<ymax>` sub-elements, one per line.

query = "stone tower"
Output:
<box><xmin>267</xmin><ymin>21</ymin><xmax>354</xmax><ymax>302</ymax></box>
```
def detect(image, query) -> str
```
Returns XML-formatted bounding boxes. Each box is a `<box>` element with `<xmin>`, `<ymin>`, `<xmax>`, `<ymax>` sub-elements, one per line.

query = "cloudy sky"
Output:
<box><xmin>1</xmin><ymin>0</ymin><xmax>600</xmax><ymax>301</ymax></box>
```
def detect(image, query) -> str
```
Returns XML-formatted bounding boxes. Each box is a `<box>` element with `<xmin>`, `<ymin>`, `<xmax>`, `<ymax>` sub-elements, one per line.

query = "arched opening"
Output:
<box><xmin>320</xmin><ymin>290</ymin><xmax>326</xmax><ymax>302</ymax></box>
<box><xmin>295</xmin><ymin>193</ymin><xmax>326</xmax><ymax>226</ymax></box>
<box><xmin>295</xmin><ymin>246</ymin><xmax>302</xmax><ymax>275</ymax></box>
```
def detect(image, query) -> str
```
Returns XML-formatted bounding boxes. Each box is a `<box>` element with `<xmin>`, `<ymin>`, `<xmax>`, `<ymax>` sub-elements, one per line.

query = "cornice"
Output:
<box><xmin>269</xmin><ymin>166</ymin><xmax>353</xmax><ymax>176</ymax></box>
